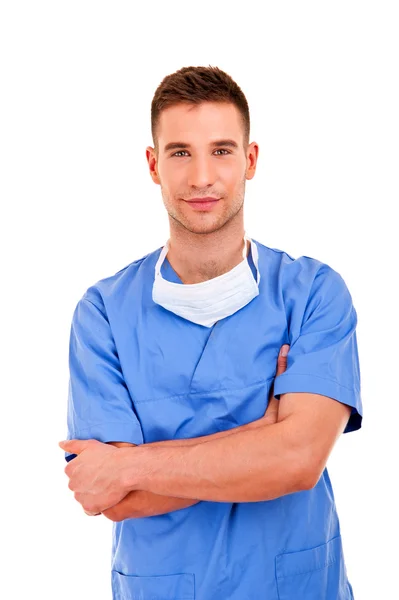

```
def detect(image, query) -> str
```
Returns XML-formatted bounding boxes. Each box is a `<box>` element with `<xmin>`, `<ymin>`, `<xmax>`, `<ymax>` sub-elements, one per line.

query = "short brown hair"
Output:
<box><xmin>151</xmin><ymin>65</ymin><xmax>250</xmax><ymax>155</ymax></box>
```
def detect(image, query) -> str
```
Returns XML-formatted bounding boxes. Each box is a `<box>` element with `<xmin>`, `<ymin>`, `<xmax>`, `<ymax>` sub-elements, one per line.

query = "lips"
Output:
<box><xmin>186</xmin><ymin>197</ymin><xmax>220</xmax><ymax>202</ymax></box>
<box><xmin>184</xmin><ymin>197</ymin><xmax>221</xmax><ymax>211</ymax></box>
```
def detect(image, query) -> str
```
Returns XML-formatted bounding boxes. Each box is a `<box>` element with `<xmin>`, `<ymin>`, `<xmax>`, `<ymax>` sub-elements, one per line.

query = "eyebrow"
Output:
<box><xmin>163</xmin><ymin>139</ymin><xmax>239</xmax><ymax>153</ymax></box>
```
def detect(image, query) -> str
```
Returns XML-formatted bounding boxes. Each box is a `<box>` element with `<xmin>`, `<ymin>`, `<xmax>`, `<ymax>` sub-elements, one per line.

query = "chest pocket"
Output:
<box><xmin>111</xmin><ymin>570</ymin><xmax>195</xmax><ymax>600</ymax></box>
<box><xmin>275</xmin><ymin>535</ymin><xmax>354</xmax><ymax>600</ymax></box>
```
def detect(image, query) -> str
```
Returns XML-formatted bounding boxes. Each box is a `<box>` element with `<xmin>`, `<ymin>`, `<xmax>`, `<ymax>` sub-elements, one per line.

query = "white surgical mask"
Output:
<box><xmin>152</xmin><ymin>234</ymin><xmax>261</xmax><ymax>328</ymax></box>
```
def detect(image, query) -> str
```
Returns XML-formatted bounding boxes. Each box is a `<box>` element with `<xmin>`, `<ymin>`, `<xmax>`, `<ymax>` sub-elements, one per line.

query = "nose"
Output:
<box><xmin>187</xmin><ymin>155</ymin><xmax>217</xmax><ymax>189</ymax></box>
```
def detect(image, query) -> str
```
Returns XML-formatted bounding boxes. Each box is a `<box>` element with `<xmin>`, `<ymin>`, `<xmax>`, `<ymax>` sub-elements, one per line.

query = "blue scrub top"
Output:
<box><xmin>64</xmin><ymin>239</ymin><xmax>362</xmax><ymax>600</ymax></box>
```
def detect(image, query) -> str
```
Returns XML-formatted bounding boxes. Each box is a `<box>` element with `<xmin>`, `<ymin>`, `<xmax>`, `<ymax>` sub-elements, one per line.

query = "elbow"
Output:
<box><xmin>102</xmin><ymin>507</ymin><xmax>142</xmax><ymax>522</ymax></box>
<box><xmin>102</xmin><ymin>508</ymin><xmax>120</xmax><ymax>522</ymax></box>
<box><xmin>287</xmin><ymin>439</ymin><xmax>327</xmax><ymax>492</ymax></box>
<box><xmin>295</xmin><ymin>460</ymin><xmax>325</xmax><ymax>492</ymax></box>
<box><xmin>111</xmin><ymin>515</ymin><xmax>126</xmax><ymax>523</ymax></box>
<box><xmin>102</xmin><ymin>507</ymin><xmax>126</xmax><ymax>522</ymax></box>
<box><xmin>294</xmin><ymin>468</ymin><xmax>318</xmax><ymax>492</ymax></box>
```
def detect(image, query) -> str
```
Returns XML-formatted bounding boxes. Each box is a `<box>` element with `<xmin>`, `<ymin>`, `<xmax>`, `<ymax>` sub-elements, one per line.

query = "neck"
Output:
<box><xmin>166</xmin><ymin>214</ymin><xmax>249</xmax><ymax>284</ymax></box>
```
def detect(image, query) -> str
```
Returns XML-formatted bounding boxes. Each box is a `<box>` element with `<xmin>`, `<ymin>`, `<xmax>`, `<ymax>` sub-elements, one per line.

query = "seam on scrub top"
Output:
<box><xmin>275</xmin><ymin>534</ymin><xmax>342</xmax><ymax>579</ymax></box>
<box><xmin>134</xmin><ymin>377</ymin><xmax>275</xmax><ymax>404</ymax></box>
<box><xmin>70</xmin><ymin>421</ymin><xmax>142</xmax><ymax>436</ymax></box>
<box><xmin>260</xmin><ymin>244</ymin><xmax>295</xmax><ymax>261</ymax></box>
<box><xmin>277</xmin><ymin>371</ymin><xmax>360</xmax><ymax>393</ymax></box>
<box><xmin>277</xmin><ymin>556</ymin><xmax>339</xmax><ymax>579</ymax></box>
<box><xmin>82</xmin><ymin>297</ymin><xmax>104</xmax><ymax>313</ymax></box>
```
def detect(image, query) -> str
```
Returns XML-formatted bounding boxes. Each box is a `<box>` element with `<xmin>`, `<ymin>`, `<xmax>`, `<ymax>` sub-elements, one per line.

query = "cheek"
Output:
<box><xmin>222</xmin><ymin>171</ymin><xmax>244</xmax><ymax>194</ymax></box>
<box><xmin>159</xmin><ymin>166</ymin><xmax>184</xmax><ymax>193</ymax></box>
<box><xmin>218</xmin><ymin>158</ymin><xmax>245</xmax><ymax>182</ymax></box>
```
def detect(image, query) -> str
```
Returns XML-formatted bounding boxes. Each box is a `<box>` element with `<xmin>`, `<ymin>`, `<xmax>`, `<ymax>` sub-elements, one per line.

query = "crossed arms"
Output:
<box><xmin>100</xmin><ymin>382</ymin><xmax>352</xmax><ymax>521</ymax></box>
<box><xmin>103</xmin><ymin>408</ymin><xmax>277</xmax><ymax>521</ymax></box>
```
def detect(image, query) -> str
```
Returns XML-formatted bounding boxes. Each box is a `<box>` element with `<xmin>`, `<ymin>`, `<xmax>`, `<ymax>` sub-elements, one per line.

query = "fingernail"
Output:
<box><xmin>280</xmin><ymin>345</ymin><xmax>289</xmax><ymax>357</ymax></box>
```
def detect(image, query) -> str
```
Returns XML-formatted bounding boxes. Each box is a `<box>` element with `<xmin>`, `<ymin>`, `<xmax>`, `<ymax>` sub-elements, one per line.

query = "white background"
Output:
<box><xmin>1</xmin><ymin>1</ymin><xmax>397</xmax><ymax>598</ymax></box>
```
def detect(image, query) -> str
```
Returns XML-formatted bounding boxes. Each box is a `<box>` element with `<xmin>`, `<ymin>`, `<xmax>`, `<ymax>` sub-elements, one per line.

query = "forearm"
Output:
<box><xmin>102</xmin><ymin>489</ymin><xmax>199</xmax><ymax>521</ymax></box>
<box><xmin>148</xmin><ymin>414</ymin><xmax>270</xmax><ymax>448</ymax></box>
<box><xmin>127</xmin><ymin>418</ymin><xmax>310</xmax><ymax>503</ymax></box>
<box><xmin>103</xmin><ymin>417</ymin><xmax>271</xmax><ymax>521</ymax></box>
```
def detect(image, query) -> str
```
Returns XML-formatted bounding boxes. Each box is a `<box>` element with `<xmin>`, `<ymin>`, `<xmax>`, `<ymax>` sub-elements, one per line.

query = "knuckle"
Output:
<box><xmin>74</xmin><ymin>492</ymin><xmax>87</xmax><ymax>509</ymax></box>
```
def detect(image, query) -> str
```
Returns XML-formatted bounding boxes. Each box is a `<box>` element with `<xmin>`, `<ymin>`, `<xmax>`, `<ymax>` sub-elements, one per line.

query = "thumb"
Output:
<box><xmin>58</xmin><ymin>439</ymin><xmax>89</xmax><ymax>454</ymax></box>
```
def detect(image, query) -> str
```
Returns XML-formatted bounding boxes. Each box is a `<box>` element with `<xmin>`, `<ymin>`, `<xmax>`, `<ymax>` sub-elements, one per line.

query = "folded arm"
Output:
<box><xmin>121</xmin><ymin>392</ymin><xmax>352</xmax><ymax>504</ymax></box>
<box><xmin>101</xmin><ymin>412</ymin><xmax>276</xmax><ymax>521</ymax></box>
<box><xmin>101</xmin><ymin>352</ymin><xmax>285</xmax><ymax>522</ymax></box>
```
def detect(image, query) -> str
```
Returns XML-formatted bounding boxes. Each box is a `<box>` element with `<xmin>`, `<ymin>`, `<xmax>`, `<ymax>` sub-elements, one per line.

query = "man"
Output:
<box><xmin>60</xmin><ymin>65</ymin><xmax>362</xmax><ymax>600</ymax></box>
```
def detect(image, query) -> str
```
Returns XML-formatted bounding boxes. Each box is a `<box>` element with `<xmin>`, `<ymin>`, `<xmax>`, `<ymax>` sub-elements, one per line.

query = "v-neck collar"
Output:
<box><xmin>161</xmin><ymin>247</ymin><xmax>258</xmax><ymax>284</ymax></box>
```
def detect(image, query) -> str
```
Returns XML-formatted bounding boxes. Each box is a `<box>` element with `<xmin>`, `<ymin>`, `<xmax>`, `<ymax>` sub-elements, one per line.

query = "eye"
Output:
<box><xmin>171</xmin><ymin>149</ymin><xmax>231</xmax><ymax>157</ymax></box>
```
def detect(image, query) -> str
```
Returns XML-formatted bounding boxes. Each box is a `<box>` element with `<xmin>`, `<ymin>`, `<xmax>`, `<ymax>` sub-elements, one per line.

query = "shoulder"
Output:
<box><xmin>74</xmin><ymin>246</ymin><xmax>162</xmax><ymax>312</ymax></box>
<box><xmin>254</xmin><ymin>240</ymin><xmax>352</xmax><ymax>310</ymax></box>
<box><xmin>254</xmin><ymin>238</ymin><xmax>348</xmax><ymax>296</ymax></box>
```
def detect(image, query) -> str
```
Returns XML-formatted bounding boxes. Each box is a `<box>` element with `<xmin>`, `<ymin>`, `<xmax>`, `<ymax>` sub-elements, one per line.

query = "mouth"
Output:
<box><xmin>184</xmin><ymin>196</ymin><xmax>221</xmax><ymax>211</ymax></box>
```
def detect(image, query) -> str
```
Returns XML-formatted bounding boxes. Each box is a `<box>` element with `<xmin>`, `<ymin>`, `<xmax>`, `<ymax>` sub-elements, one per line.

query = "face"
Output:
<box><xmin>146</xmin><ymin>102</ymin><xmax>259</xmax><ymax>235</ymax></box>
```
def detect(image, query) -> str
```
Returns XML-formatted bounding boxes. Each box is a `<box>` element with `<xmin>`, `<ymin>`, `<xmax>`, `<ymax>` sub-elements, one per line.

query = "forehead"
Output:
<box><xmin>158</xmin><ymin>102</ymin><xmax>243</xmax><ymax>146</ymax></box>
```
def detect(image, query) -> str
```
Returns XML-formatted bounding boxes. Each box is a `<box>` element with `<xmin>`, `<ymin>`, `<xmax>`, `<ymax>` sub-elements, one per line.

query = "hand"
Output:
<box><xmin>59</xmin><ymin>439</ymin><xmax>132</xmax><ymax>514</ymax></box>
<box><xmin>262</xmin><ymin>344</ymin><xmax>290</xmax><ymax>425</ymax></box>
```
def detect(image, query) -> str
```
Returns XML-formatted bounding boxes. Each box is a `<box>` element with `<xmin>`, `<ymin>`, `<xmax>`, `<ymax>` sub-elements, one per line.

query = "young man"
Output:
<box><xmin>60</xmin><ymin>65</ymin><xmax>362</xmax><ymax>600</ymax></box>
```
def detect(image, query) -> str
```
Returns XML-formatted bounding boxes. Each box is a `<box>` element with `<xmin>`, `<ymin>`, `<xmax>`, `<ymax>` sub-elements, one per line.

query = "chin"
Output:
<box><xmin>183</xmin><ymin>220</ymin><xmax>229</xmax><ymax>235</ymax></box>
<box><xmin>168</xmin><ymin>205</ymin><xmax>236</xmax><ymax>235</ymax></box>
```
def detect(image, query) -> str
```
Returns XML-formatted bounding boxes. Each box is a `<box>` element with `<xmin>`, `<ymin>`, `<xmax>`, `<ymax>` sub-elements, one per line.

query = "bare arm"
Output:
<box><xmin>101</xmin><ymin>441</ymin><xmax>198</xmax><ymax>520</ymax></box>
<box><xmin>100</xmin><ymin>347</ymin><xmax>288</xmax><ymax>521</ymax></box>
<box><xmin>101</xmin><ymin>414</ymin><xmax>275</xmax><ymax>521</ymax></box>
<box><xmin>123</xmin><ymin>394</ymin><xmax>351</xmax><ymax>503</ymax></box>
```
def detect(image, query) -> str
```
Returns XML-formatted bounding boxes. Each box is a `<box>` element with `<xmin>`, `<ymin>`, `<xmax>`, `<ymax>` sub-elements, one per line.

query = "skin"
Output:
<box><xmin>88</xmin><ymin>345</ymin><xmax>289</xmax><ymax>521</ymax></box>
<box><xmin>61</xmin><ymin>345</ymin><xmax>289</xmax><ymax>519</ymax></box>
<box><xmin>59</xmin><ymin>100</ymin><xmax>352</xmax><ymax>518</ymax></box>
<box><xmin>60</xmin><ymin>383</ymin><xmax>351</xmax><ymax>514</ymax></box>
<box><xmin>146</xmin><ymin>101</ymin><xmax>259</xmax><ymax>283</ymax></box>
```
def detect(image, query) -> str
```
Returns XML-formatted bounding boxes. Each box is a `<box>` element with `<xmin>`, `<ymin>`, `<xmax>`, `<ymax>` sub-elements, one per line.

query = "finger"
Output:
<box><xmin>276</xmin><ymin>344</ymin><xmax>290</xmax><ymax>376</ymax></box>
<box><xmin>267</xmin><ymin>344</ymin><xmax>290</xmax><ymax>402</ymax></box>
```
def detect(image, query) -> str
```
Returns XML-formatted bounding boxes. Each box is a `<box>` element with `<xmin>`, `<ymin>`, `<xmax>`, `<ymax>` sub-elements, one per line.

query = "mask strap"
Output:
<box><xmin>156</xmin><ymin>235</ymin><xmax>261</xmax><ymax>285</ymax></box>
<box><xmin>155</xmin><ymin>240</ymin><xmax>170</xmax><ymax>277</ymax></box>
<box><xmin>242</xmin><ymin>234</ymin><xmax>248</xmax><ymax>259</ymax></box>
<box><xmin>244</xmin><ymin>233</ymin><xmax>261</xmax><ymax>286</ymax></box>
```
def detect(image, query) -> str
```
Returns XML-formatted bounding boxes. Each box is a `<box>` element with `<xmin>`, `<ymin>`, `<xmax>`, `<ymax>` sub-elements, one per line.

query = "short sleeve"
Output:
<box><xmin>64</xmin><ymin>294</ymin><xmax>144</xmax><ymax>462</ymax></box>
<box><xmin>273</xmin><ymin>264</ymin><xmax>363</xmax><ymax>434</ymax></box>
